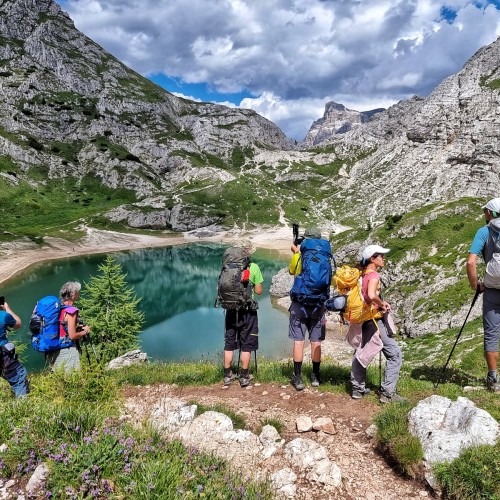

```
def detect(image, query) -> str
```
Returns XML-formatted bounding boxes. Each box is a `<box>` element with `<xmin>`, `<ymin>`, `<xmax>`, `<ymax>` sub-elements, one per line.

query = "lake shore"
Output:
<box><xmin>0</xmin><ymin>225</ymin><xmax>295</xmax><ymax>285</ymax></box>
<box><xmin>0</xmin><ymin>225</ymin><xmax>349</xmax><ymax>367</ymax></box>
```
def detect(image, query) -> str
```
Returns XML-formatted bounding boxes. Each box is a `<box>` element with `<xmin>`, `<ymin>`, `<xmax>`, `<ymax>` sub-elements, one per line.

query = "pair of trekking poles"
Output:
<box><xmin>78</xmin><ymin>333</ymin><xmax>101</xmax><ymax>366</ymax></box>
<box><xmin>373</xmin><ymin>288</ymin><xmax>481</xmax><ymax>391</ymax></box>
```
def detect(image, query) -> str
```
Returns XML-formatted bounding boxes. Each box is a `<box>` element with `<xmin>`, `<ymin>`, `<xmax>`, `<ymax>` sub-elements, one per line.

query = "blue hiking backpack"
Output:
<box><xmin>29</xmin><ymin>296</ymin><xmax>74</xmax><ymax>352</ymax></box>
<box><xmin>290</xmin><ymin>238</ymin><xmax>334</xmax><ymax>305</ymax></box>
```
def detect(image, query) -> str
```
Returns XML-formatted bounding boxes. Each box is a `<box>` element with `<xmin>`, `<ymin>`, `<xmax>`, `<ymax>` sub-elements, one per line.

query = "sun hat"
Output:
<box><xmin>304</xmin><ymin>227</ymin><xmax>322</xmax><ymax>239</ymax></box>
<box><xmin>482</xmin><ymin>198</ymin><xmax>500</xmax><ymax>214</ymax></box>
<box><xmin>361</xmin><ymin>245</ymin><xmax>390</xmax><ymax>262</ymax></box>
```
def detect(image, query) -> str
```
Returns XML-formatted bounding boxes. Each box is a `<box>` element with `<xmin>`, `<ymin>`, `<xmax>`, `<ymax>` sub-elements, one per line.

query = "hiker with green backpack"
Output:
<box><xmin>216</xmin><ymin>240</ymin><xmax>263</xmax><ymax>388</ymax></box>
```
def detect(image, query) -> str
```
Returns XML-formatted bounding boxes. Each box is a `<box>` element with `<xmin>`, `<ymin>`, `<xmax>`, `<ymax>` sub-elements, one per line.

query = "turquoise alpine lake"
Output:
<box><xmin>1</xmin><ymin>244</ymin><xmax>291</xmax><ymax>372</ymax></box>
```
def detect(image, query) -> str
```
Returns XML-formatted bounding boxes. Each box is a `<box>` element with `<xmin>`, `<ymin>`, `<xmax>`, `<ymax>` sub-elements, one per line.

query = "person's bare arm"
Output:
<box><xmin>466</xmin><ymin>253</ymin><xmax>483</xmax><ymax>291</ymax></box>
<box><xmin>367</xmin><ymin>279</ymin><xmax>390</xmax><ymax>311</ymax></box>
<box><xmin>3</xmin><ymin>302</ymin><xmax>21</xmax><ymax>329</ymax></box>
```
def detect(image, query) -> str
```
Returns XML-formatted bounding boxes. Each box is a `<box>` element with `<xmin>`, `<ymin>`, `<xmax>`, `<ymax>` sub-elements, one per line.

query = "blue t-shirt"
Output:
<box><xmin>469</xmin><ymin>226</ymin><xmax>489</xmax><ymax>256</ymax></box>
<box><xmin>0</xmin><ymin>310</ymin><xmax>16</xmax><ymax>346</ymax></box>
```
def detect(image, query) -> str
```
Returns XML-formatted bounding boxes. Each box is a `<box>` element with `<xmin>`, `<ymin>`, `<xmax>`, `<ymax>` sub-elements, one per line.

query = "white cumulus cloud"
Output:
<box><xmin>57</xmin><ymin>0</ymin><xmax>500</xmax><ymax>139</ymax></box>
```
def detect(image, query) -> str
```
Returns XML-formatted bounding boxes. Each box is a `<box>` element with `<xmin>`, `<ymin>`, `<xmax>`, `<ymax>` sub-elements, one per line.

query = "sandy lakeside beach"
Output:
<box><xmin>0</xmin><ymin>225</ymin><xmax>295</xmax><ymax>286</ymax></box>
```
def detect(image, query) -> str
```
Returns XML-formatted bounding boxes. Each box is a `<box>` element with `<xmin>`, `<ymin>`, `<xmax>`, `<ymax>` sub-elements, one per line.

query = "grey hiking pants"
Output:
<box><xmin>351</xmin><ymin>318</ymin><xmax>402</xmax><ymax>396</ymax></box>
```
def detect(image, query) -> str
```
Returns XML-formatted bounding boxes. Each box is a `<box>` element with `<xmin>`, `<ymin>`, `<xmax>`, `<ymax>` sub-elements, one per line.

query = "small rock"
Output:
<box><xmin>258</xmin><ymin>405</ymin><xmax>267</xmax><ymax>412</ymax></box>
<box><xmin>312</xmin><ymin>417</ymin><xmax>336</xmax><ymax>435</ymax></box>
<box><xmin>419</xmin><ymin>491</ymin><xmax>428</xmax><ymax>497</ymax></box>
<box><xmin>254</xmin><ymin>382</ymin><xmax>261</xmax><ymax>387</ymax></box>
<box><xmin>262</xmin><ymin>391</ymin><xmax>268</xmax><ymax>395</ymax></box>
<box><xmin>463</xmin><ymin>385</ymin><xmax>484</xmax><ymax>392</ymax></box>
<box><xmin>26</xmin><ymin>463</ymin><xmax>50</xmax><ymax>496</ymax></box>
<box><xmin>296</xmin><ymin>415</ymin><xmax>313</xmax><ymax>433</ymax></box>
<box><xmin>0</xmin><ymin>444</ymin><xmax>7</xmax><ymax>452</ymax></box>
<box><xmin>282</xmin><ymin>395</ymin><xmax>291</xmax><ymax>400</ymax></box>
<box><xmin>365</xmin><ymin>424</ymin><xmax>378</xmax><ymax>439</ymax></box>
<box><xmin>5</xmin><ymin>479</ymin><xmax>15</xmax><ymax>488</ymax></box>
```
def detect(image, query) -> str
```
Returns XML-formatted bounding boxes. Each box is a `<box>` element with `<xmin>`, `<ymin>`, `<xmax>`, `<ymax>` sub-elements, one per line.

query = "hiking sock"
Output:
<box><xmin>224</xmin><ymin>367</ymin><xmax>232</xmax><ymax>377</ymax></box>
<box><xmin>312</xmin><ymin>361</ymin><xmax>321</xmax><ymax>377</ymax></box>
<box><xmin>488</xmin><ymin>370</ymin><xmax>498</xmax><ymax>381</ymax></box>
<box><xmin>294</xmin><ymin>361</ymin><xmax>302</xmax><ymax>377</ymax></box>
<box><xmin>240</xmin><ymin>369</ymin><xmax>249</xmax><ymax>378</ymax></box>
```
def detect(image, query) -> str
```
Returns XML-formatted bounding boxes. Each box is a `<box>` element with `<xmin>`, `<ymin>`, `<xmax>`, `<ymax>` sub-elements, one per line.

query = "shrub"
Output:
<box><xmin>79</xmin><ymin>256</ymin><xmax>144</xmax><ymax>363</ymax></box>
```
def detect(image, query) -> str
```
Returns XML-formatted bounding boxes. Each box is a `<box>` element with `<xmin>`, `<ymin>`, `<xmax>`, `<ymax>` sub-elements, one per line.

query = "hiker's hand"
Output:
<box><xmin>379</xmin><ymin>301</ymin><xmax>391</xmax><ymax>312</ymax></box>
<box><xmin>477</xmin><ymin>282</ymin><xmax>485</xmax><ymax>293</ymax></box>
<box><xmin>80</xmin><ymin>325</ymin><xmax>90</xmax><ymax>337</ymax></box>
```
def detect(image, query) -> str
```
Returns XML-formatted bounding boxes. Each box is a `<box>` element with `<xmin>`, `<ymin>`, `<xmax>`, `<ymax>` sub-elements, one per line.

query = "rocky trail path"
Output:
<box><xmin>121</xmin><ymin>315</ymin><xmax>429</xmax><ymax>498</ymax></box>
<box><xmin>123</xmin><ymin>381</ymin><xmax>429</xmax><ymax>499</ymax></box>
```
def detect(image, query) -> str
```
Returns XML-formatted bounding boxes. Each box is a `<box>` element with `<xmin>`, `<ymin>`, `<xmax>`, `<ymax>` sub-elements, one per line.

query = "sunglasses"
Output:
<box><xmin>372</xmin><ymin>254</ymin><xmax>386</xmax><ymax>259</ymax></box>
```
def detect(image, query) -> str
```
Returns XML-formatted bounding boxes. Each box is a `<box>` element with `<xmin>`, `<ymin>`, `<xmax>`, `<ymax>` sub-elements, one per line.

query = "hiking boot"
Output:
<box><xmin>239</xmin><ymin>374</ymin><xmax>253</xmax><ymax>388</ymax></box>
<box><xmin>290</xmin><ymin>375</ymin><xmax>305</xmax><ymax>391</ymax></box>
<box><xmin>311</xmin><ymin>372</ymin><xmax>321</xmax><ymax>387</ymax></box>
<box><xmin>379</xmin><ymin>393</ymin><xmax>407</xmax><ymax>404</ymax></box>
<box><xmin>223</xmin><ymin>371</ymin><xmax>237</xmax><ymax>386</ymax></box>
<box><xmin>351</xmin><ymin>388</ymin><xmax>371</xmax><ymax>400</ymax></box>
<box><xmin>486</xmin><ymin>377</ymin><xmax>500</xmax><ymax>393</ymax></box>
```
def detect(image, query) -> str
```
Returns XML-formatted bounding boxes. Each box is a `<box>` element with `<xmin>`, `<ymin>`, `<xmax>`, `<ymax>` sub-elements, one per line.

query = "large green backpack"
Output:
<box><xmin>216</xmin><ymin>247</ymin><xmax>252</xmax><ymax>310</ymax></box>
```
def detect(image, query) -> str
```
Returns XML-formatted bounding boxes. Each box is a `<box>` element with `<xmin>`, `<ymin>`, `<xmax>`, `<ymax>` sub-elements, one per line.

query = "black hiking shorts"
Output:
<box><xmin>224</xmin><ymin>309</ymin><xmax>259</xmax><ymax>352</ymax></box>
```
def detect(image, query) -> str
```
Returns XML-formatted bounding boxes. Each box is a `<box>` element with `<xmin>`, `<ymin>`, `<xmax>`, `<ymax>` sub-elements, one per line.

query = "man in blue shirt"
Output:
<box><xmin>467</xmin><ymin>198</ymin><xmax>500</xmax><ymax>392</ymax></box>
<box><xmin>0</xmin><ymin>300</ymin><xmax>29</xmax><ymax>398</ymax></box>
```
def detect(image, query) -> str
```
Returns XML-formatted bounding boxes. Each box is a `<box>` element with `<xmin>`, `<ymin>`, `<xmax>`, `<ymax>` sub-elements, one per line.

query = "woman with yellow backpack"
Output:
<box><xmin>346</xmin><ymin>245</ymin><xmax>405</xmax><ymax>403</ymax></box>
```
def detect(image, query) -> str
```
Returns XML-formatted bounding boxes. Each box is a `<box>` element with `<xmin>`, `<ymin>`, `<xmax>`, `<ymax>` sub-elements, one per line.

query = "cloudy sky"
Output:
<box><xmin>55</xmin><ymin>0</ymin><xmax>500</xmax><ymax>140</ymax></box>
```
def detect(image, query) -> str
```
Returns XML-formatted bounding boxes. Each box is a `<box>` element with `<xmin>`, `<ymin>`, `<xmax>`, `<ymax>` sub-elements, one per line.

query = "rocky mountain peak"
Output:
<box><xmin>303</xmin><ymin>101</ymin><xmax>385</xmax><ymax>146</ymax></box>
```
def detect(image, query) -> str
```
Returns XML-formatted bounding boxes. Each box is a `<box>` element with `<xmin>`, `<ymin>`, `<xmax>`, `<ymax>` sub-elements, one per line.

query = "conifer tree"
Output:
<box><xmin>79</xmin><ymin>255</ymin><xmax>145</xmax><ymax>363</ymax></box>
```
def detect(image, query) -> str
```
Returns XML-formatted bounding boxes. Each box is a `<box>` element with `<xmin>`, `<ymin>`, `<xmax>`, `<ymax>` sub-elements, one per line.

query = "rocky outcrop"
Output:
<box><xmin>408</xmin><ymin>395</ymin><xmax>500</xmax><ymax>464</ymax></box>
<box><xmin>121</xmin><ymin>395</ymin><xmax>345</xmax><ymax>498</ymax></box>
<box><xmin>303</xmin><ymin>101</ymin><xmax>384</xmax><ymax>146</ymax></box>
<box><xmin>0</xmin><ymin>0</ymin><xmax>294</xmax><ymax>229</ymax></box>
<box><xmin>107</xmin><ymin>349</ymin><xmax>148</xmax><ymax>370</ymax></box>
<box><xmin>313</xmin><ymin>37</ymin><xmax>500</xmax><ymax>225</ymax></box>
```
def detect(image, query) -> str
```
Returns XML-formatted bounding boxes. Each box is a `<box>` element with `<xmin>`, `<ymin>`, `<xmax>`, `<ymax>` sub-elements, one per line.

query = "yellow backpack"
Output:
<box><xmin>333</xmin><ymin>265</ymin><xmax>382</xmax><ymax>324</ymax></box>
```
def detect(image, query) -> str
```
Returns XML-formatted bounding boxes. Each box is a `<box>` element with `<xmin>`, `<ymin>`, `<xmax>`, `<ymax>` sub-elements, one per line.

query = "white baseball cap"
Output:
<box><xmin>482</xmin><ymin>198</ymin><xmax>500</xmax><ymax>214</ymax></box>
<box><xmin>361</xmin><ymin>245</ymin><xmax>390</xmax><ymax>261</ymax></box>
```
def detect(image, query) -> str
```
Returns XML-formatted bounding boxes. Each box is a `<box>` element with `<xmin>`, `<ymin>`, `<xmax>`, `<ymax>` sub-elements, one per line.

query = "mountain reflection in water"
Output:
<box><xmin>2</xmin><ymin>243</ymin><xmax>290</xmax><ymax>372</ymax></box>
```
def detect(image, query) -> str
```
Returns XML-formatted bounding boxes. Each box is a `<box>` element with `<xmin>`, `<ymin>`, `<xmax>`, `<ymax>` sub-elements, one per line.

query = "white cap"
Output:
<box><xmin>361</xmin><ymin>245</ymin><xmax>390</xmax><ymax>261</ymax></box>
<box><xmin>483</xmin><ymin>198</ymin><xmax>500</xmax><ymax>214</ymax></box>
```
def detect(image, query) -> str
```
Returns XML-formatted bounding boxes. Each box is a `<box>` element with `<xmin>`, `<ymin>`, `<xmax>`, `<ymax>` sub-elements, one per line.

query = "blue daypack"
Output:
<box><xmin>290</xmin><ymin>238</ymin><xmax>334</xmax><ymax>305</ymax></box>
<box><xmin>29</xmin><ymin>296</ymin><xmax>74</xmax><ymax>352</ymax></box>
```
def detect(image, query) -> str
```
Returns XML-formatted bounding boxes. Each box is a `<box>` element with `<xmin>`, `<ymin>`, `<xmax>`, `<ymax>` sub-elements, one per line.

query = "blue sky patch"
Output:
<box><xmin>148</xmin><ymin>74</ymin><xmax>253</xmax><ymax>105</ymax></box>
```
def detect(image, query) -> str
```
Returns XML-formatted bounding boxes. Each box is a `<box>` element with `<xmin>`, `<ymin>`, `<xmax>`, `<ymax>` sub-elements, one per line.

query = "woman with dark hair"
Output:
<box><xmin>45</xmin><ymin>281</ymin><xmax>90</xmax><ymax>372</ymax></box>
<box><xmin>351</xmin><ymin>245</ymin><xmax>405</xmax><ymax>403</ymax></box>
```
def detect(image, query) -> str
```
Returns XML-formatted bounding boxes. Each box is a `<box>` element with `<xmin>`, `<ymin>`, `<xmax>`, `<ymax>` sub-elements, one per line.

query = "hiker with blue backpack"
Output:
<box><xmin>466</xmin><ymin>198</ymin><xmax>500</xmax><ymax>392</ymax></box>
<box><xmin>0</xmin><ymin>298</ymin><xmax>29</xmax><ymax>398</ymax></box>
<box><xmin>288</xmin><ymin>228</ymin><xmax>333</xmax><ymax>390</ymax></box>
<box><xmin>36</xmin><ymin>282</ymin><xmax>90</xmax><ymax>372</ymax></box>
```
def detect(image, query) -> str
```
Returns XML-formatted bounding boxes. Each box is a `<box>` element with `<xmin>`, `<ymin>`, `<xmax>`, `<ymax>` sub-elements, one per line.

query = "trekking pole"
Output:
<box><xmin>435</xmin><ymin>288</ymin><xmax>481</xmax><ymax>389</ymax></box>
<box><xmin>254</xmin><ymin>350</ymin><xmax>258</xmax><ymax>375</ymax></box>
<box><xmin>82</xmin><ymin>341</ymin><xmax>92</xmax><ymax>365</ymax></box>
<box><xmin>379</xmin><ymin>351</ymin><xmax>382</xmax><ymax>390</ymax></box>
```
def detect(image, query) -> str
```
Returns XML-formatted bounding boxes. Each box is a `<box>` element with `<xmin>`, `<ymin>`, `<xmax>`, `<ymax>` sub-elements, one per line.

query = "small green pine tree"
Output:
<box><xmin>79</xmin><ymin>255</ymin><xmax>145</xmax><ymax>363</ymax></box>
